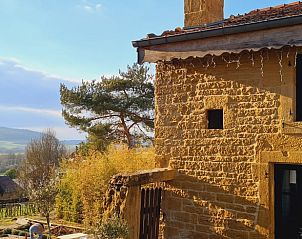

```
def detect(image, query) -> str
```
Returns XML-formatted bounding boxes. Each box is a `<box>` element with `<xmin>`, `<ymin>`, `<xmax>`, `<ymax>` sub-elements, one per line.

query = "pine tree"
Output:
<box><xmin>60</xmin><ymin>64</ymin><xmax>154</xmax><ymax>149</ymax></box>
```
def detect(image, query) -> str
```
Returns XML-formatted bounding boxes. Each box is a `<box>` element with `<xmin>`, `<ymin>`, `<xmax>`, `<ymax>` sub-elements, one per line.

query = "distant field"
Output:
<box><xmin>0</xmin><ymin>141</ymin><xmax>25</xmax><ymax>154</ymax></box>
<box><xmin>0</xmin><ymin>141</ymin><xmax>82</xmax><ymax>154</ymax></box>
<box><xmin>0</xmin><ymin>127</ymin><xmax>83</xmax><ymax>172</ymax></box>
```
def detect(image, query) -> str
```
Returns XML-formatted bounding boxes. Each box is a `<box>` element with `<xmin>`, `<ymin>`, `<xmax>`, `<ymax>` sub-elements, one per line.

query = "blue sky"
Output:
<box><xmin>0</xmin><ymin>0</ymin><xmax>295</xmax><ymax>139</ymax></box>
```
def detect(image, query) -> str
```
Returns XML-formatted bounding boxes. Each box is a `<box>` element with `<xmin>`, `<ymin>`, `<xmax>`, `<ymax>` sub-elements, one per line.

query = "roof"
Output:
<box><xmin>220</xmin><ymin>1</ymin><xmax>302</xmax><ymax>29</ymax></box>
<box><xmin>133</xmin><ymin>1</ymin><xmax>302</xmax><ymax>47</ymax></box>
<box><xmin>0</xmin><ymin>176</ymin><xmax>21</xmax><ymax>194</ymax></box>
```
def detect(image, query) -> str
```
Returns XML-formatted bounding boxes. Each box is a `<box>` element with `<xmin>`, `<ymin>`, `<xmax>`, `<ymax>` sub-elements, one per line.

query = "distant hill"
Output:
<box><xmin>61</xmin><ymin>140</ymin><xmax>83</xmax><ymax>146</ymax></box>
<box><xmin>0</xmin><ymin>127</ymin><xmax>42</xmax><ymax>144</ymax></box>
<box><xmin>0</xmin><ymin>127</ymin><xmax>83</xmax><ymax>154</ymax></box>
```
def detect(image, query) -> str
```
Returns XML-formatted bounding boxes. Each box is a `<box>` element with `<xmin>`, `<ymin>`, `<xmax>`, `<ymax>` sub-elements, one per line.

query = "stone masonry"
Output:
<box><xmin>184</xmin><ymin>0</ymin><xmax>224</xmax><ymax>27</ymax></box>
<box><xmin>155</xmin><ymin>47</ymin><xmax>302</xmax><ymax>239</ymax></box>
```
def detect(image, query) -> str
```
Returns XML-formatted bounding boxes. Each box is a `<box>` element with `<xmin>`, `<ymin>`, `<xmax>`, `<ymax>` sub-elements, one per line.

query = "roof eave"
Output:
<box><xmin>132</xmin><ymin>14</ymin><xmax>302</xmax><ymax>48</ymax></box>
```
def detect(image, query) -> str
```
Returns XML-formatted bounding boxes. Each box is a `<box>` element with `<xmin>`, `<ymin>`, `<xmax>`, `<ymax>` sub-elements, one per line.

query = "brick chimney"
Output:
<box><xmin>184</xmin><ymin>0</ymin><xmax>224</xmax><ymax>27</ymax></box>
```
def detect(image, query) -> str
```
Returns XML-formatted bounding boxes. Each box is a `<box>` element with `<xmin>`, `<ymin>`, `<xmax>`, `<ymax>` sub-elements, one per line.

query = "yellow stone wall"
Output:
<box><xmin>155</xmin><ymin>47</ymin><xmax>302</xmax><ymax>239</ymax></box>
<box><xmin>184</xmin><ymin>0</ymin><xmax>224</xmax><ymax>27</ymax></box>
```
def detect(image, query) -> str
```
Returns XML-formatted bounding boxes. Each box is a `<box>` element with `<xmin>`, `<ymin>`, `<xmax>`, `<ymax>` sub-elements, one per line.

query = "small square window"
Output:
<box><xmin>208</xmin><ymin>109</ymin><xmax>223</xmax><ymax>129</ymax></box>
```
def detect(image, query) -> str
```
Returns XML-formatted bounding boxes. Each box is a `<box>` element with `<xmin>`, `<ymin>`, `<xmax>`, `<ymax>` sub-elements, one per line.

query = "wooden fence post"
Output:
<box><xmin>124</xmin><ymin>186</ymin><xmax>141</xmax><ymax>239</ymax></box>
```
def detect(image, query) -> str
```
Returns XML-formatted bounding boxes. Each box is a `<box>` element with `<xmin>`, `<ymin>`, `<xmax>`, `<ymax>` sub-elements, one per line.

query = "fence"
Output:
<box><xmin>0</xmin><ymin>202</ymin><xmax>37</xmax><ymax>218</ymax></box>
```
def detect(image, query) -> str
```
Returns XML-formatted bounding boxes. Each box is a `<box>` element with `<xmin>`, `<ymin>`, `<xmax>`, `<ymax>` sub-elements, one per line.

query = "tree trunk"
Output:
<box><xmin>120</xmin><ymin>116</ymin><xmax>134</xmax><ymax>148</ymax></box>
<box><xmin>46</xmin><ymin>213</ymin><xmax>51</xmax><ymax>239</ymax></box>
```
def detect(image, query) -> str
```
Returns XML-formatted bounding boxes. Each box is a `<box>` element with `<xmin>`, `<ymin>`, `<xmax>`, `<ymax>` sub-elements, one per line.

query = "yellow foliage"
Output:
<box><xmin>55</xmin><ymin>145</ymin><xmax>155</xmax><ymax>227</ymax></box>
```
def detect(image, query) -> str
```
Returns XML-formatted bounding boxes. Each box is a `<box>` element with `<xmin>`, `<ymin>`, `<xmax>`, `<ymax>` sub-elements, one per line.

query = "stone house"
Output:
<box><xmin>122</xmin><ymin>1</ymin><xmax>302</xmax><ymax>239</ymax></box>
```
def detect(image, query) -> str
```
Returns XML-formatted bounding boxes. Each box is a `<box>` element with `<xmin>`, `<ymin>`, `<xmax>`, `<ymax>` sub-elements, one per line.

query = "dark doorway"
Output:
<box><xmin>139</xmin><ymin>187</ymin><xmax>162</xmax><ymax>239</ymax></box>
<box><xmin>275</xmin><ymin>164</ymin><xmax>302</xmax><ymax>239</ymax></box>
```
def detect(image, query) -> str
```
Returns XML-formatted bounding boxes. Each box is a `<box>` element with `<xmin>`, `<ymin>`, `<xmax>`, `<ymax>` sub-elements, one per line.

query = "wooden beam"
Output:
<box><xmin>139</xmin><ymin>24</ymin><xmax>302</xmax><ymax>63</ymax></box>
<box><xmin>124</xmin><ymin>186</ymin><xmax>141</xmax><ymax>239</ymax></box>
<box><xmin>111</xmin><ymin>168</ymin><xmax>177</xmax><ymax>187</ymax></box>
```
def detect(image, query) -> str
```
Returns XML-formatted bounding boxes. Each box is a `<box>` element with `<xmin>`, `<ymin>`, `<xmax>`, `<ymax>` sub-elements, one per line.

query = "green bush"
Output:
<box><xmin>42</xmin><ymin>235</ymin><xmax>47</xmax><ymax>239</ymax></box>
<box><xmin>12</xmin><ymin>230</ymin><xmax>20</xmax><ymax>235</ymax></box>
<box><xmin>2</xmin><ymin>229</ymin><xmax>11</xmax><ymax>235</ymax></box>
<box><xmin>18</xmin><ymin>231</ymin><xmax>27</xmax><ymax>236</ymax></box>
<box><xmin>56</xmin><ymin>145</ymin><xmax>155</xmax><ymax>226</ymax></box>
<box><xmin>4</xmin><ymin>168</ymin><xmax>17</xmax><ymax>179</ymax></box>
<box><xmin>95</xmin><ymin>217</ymin><xmax>128</xmax><ymax>239</ymax></box>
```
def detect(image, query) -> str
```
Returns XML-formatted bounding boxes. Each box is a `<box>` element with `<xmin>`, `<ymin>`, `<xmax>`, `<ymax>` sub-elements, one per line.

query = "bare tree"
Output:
<box><xmin>18</xmin><ymin>130</ymin><xmax>67</xmax><ymax>238</ymax></box>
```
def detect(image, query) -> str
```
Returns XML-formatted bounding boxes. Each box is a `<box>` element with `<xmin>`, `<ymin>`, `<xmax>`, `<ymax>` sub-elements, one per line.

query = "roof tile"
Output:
<box><xmin>146</xmin><ymin>1</ymin><xmax>302</xmax><ymax>39</ymax></box>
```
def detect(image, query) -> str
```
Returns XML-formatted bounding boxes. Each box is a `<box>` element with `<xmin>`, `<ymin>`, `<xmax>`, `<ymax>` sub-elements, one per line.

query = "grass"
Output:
<box><xmin>0</xmin><ymin>215</ymin><xmax>84</xmax><ymax>231</ymax></box>
<box><xmin>28</xmin><ymin>214</ymin><xmax>84</xmax><ymax>229</ymax></box>
<box><xmin>0</xmin><ymin>218</ymin><xmax>19</xmax><ymax>229</ymax></box>
<box><xmin>0</xmin><ymin>141</ymin><xmax>25</xmax><ymax>154</ymax></box>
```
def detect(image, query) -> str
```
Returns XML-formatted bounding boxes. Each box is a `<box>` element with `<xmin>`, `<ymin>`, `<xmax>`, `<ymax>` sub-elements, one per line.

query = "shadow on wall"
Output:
<box><xmin>161</xmin><ymin>174</ymin><xmax>269</xmax><ymax>239</ymax></box>
<box><xmin>166</xmin><ymin>46</ymin><xmax>296</xmax><ymax>98</ymax></box>
<box><xmin>154</xmin><ymin>47</ymin><xmax>300</xmax><ymax>238</ymax></box>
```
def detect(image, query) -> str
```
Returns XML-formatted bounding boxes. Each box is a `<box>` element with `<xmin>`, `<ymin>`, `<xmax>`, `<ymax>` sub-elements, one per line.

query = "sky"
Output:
<box><xmin>0</xmin><ymin>0</ymin><xmax>295</xmax><ymax>140</ymax></box>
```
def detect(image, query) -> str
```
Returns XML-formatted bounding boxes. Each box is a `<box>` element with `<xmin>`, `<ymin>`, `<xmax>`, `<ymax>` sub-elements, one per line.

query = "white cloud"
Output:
<box><xmin>84</xmin><ymin>5</ymin><xmax>93</xmax><ymax>12</ymax></box>
<box><xmin>77</xmin><ymin>0</ymin><xmax>102</xmax><ymax>13</ymax></box>
<box><xmin>0</xmin><ymin>105</ymin><xmax>87</xmax><ymax>140</ymax></box>
<box><xmin>0</xmin><ymin>57</ymin><xmax>81</xmax><ymax>83</ymax></box>
<box><xmin>0</xmin><ymin>57</ymin><xmax>87</xmax><ymax>140</ymax></box>
<box><xmin>0</xmin><ymin>105</ymin><xmax>61</xmax><ymax>118</ymax></box>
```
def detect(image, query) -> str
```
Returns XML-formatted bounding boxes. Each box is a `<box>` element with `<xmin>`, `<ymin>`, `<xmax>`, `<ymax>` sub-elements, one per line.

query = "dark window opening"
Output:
<box><xmin>296</xmin><ymin>54</ymin><xmax>302</xmax><ymax>121</ymax></box>
<box><xmin>207</xmin><ymin>109</ymin><xmax>223</xmax><ymax>129</ymax></box>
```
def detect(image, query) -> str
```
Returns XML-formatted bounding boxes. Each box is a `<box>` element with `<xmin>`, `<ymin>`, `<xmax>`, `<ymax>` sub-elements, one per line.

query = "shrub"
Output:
<box><xmin>12</xmin><ymin>230</ymin><xmax>20</xmax><ymax>235</ymax></box>
<box><xmin>56</xmin><ymin>144</ymin><xmax>155</xmax><ymax>227</ymax></box>
<box><xmin>2</xmin><ymin>229</ymin><xmax>11</xmax><ymax>235</ymax></box>
<box><xmin>95</xmin><ymin>217</ymin><xmax>128</xmax><ymax>239</ymax></box>
<box><xmin>18</xmin><ymin>231</ymin><xmax>27</xmax><ymax>236</ymax></box>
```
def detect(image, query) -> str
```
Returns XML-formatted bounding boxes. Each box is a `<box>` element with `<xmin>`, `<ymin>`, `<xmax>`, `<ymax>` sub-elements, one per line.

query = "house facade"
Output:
<box><xmin>132</xmin><ymin>1</ymin><xmax>302</xmax><ymax>239</ymax></box>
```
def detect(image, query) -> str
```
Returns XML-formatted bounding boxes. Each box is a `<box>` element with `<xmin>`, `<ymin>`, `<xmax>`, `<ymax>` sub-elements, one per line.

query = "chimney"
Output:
<box><xmin>184</xmin><ymin>0</ymin><xmax>224</xmax><ymax>27</ymax></box>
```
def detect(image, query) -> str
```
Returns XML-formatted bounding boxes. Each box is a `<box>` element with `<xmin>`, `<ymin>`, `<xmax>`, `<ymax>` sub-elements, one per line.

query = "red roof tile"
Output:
<box><xmin>147</xmin><ymin>1</ymin><xmax>302</xmax><ymax>39</ymax></box>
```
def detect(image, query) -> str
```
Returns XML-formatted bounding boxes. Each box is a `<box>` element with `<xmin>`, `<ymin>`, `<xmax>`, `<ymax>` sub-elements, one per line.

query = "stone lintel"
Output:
<box><xmin>110</xmin><ymin>168</ymin><xmax>177</xmax><ymax>187</ymax></box>
<box><xmin>282</xmin><ymin>121</ymin><xmax>302</xmax><ymax>135</ymax></box>
<box><xmin>260</xmin><ymin>151</ymin><xmax>302</xmax><ymax>164</ymax></box>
